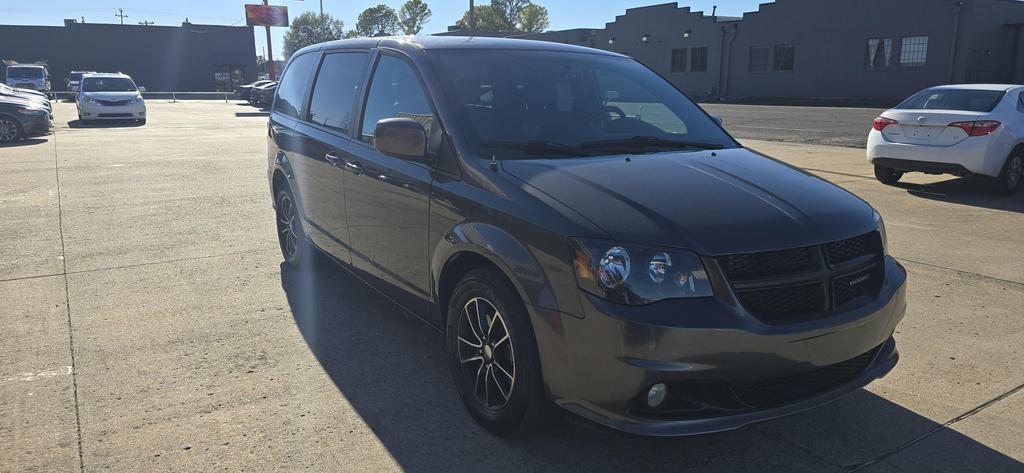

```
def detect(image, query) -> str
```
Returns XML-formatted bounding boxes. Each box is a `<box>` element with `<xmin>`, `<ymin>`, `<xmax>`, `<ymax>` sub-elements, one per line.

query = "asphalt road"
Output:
<box><xmin>702</xmin><ymin>103</ymin><xmax>886</xmax><ymax>148</ymax></box>
<box><xmin>1</xmin><ymin>101</ymin><xmax>1021</xmax><ymax>472</ymax></box>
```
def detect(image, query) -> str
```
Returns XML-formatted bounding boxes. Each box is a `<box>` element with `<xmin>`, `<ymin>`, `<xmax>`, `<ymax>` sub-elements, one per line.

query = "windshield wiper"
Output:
<box><xmin>480</xmin><ymin>140</ymin><xmax>592</xmax><ymax>157</ymax></box>
<box><xmin>580</xmin><ymin>136</ymin><xmax>724</xmax><ymax>151</ymax></box>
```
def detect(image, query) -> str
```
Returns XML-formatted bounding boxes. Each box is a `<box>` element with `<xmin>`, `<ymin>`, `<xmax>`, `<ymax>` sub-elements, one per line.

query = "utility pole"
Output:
<box><xmin>263</xmin><ymin>0</ymin><xmax>276</xmax><ymax>80</ymax></box>
<box><xmin>320</xmin><ymin>0</ymin><xmax>324</xmax><ymax>16</ymax></box>
<box><xmin>115</xmin><ymin>8</ymin><xmax>128</xmax><ymax>25</ymax></box>
<box><xmin>138</xmin><ymin>20</ymin><xmax>154</xmax><ymax>26</ymax></box>
<box><xmin>468</xmin><ymin>0</ymin><xmax>475</xmax><ymax>33</ymax></box>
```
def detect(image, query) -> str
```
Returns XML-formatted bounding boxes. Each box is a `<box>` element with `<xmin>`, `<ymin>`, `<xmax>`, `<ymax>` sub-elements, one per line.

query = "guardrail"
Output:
<box><xmin>50</xmin><ymin>91</ymin><xmax>241</xmax><ymax>102</ymax></box>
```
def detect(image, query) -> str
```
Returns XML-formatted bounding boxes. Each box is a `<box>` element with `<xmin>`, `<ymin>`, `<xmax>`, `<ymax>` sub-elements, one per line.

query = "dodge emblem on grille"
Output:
<box><xmin>848</xmin><ymin>274</ymin><xmax>871</xmax><ymax>286</ymax></box>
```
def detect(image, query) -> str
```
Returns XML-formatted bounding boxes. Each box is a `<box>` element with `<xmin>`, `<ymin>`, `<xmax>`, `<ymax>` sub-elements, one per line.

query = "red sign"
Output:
<box><xmin>245</xmin><ymin>4</ymin><xmax>289</xmax><ymax>27</ymax></box>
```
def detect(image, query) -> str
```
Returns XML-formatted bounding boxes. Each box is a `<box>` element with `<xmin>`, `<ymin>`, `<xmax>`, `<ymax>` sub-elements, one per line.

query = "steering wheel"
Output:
<box><xmin>604</xmin><ymin>105</ymin><xmax>627</xmax><ymax>119</ymax></box>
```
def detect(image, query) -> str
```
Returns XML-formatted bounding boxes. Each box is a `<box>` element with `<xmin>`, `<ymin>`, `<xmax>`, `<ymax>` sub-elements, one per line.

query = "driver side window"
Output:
<box><xmin>360</xmin><ymin>55</ymin><xmax>435</xmax><ymax>143</ymax></box>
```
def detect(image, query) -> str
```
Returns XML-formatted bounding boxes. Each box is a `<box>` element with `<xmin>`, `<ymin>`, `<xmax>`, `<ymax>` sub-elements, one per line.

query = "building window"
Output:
<box><xmin>899</xmin><ymin>36</ymin><xmax>928</xmax><ymax>67</ymax></box>
<box><xmin>671</xmin><ymin>48</ymin><xmax>687</xmax><ymax>73</ymax></box>
<box><xmin>749</xmin><ymin>46</ymin><xmax>771</xmax><ymax>72</ymax></box>
<box><xmin>773</xmin><ymin>45</ymin><xmax>795</xmax><ymax>71</ymax></box>
<box><xmin>866</xmin><ymin>38</ymin><xmax>893</xmax><ymax>69</ymax></box>
<box><xmin>690</xmin><ymin>47</ymin><xmax>708</xmax><ymax>72</ymax></box>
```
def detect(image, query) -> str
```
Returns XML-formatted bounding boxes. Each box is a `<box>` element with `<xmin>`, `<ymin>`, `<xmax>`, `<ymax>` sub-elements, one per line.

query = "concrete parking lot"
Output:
<box><xmin>1</xmin><ymin>100</ymin><xmax>1021</xmax><ymax>473</ymax></box>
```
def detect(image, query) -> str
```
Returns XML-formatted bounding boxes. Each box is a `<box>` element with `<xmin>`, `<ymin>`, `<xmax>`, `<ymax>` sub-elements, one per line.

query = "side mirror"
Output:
<box><xmin>137</xmin><ymin>86</ymin><xmax>147</xmax><ymax>93</ymax></box>
<box><xmin>373</xmin><ymin>117</ymin><xmax>428</xmax><ymax>160</ymax></box>
<box><xmin>711</xmin><ymin>115</ymin><xmax>723</xmax><ymax>126</ymax></box>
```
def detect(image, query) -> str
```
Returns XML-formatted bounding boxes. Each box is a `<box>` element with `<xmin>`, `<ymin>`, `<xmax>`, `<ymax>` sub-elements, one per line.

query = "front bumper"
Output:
<box><xmin>78</xmin><ymin>101</ymin><xmax>146</xmax><ymax>120</ymax></box>
<box><xmin>20</xmin><ymin>113</ymin><xmax>53</xmax><ymax>137</ymax></box>
<box><xmin>532</xmin><ymin>256</ymin><xmax>907</xmax><ymax>436</ymax></box>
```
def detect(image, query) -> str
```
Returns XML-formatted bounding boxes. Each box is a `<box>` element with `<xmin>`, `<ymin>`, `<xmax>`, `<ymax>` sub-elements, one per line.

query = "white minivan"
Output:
<box><xmin>5</xmin><ymin>64</ymin><xmax>50</xmax><ymax>93</ymax></box>
<box><xmin>76</xmin><ymin>73</ymin><xmax>147</xmax><ymax>124</ymax></box>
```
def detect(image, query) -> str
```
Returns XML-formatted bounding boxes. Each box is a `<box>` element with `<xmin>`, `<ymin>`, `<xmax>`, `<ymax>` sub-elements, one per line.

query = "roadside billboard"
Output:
<box><xmin>245</xmin><ymin>4</ymin><xmax>289</xmax><ymax>27</ymax></box>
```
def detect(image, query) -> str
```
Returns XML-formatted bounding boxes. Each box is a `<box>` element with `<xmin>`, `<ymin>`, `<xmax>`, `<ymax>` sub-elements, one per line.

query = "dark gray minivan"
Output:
<box><xmin>267</xmin><ymin>37</ymin><xmax>907</xmax><ymax>436</ymax></box>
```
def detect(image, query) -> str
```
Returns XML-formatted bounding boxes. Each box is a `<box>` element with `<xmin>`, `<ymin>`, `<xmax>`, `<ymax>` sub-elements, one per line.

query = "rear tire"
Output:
<box><xmin>992</xmin><ymin>154</ymin><xmax>1022</xmax><ymax>196</ymax></box>
<box><xmin>0</xmin><ymin>117</ymin><xmax>22</xmax><ymax>143</ymax></box>
<box><xmin>446</xmin><ymin>268</ymin><xmax>549</xmax><ymax>436</ymax></box>
<box><xmin>874</xmin><ymin>164</ymin><xmax>903</xmax><ymax>185</ymax></box>
<box><xmin>274</xmin><ymin>184</ymin><xmax>316</xmax><ymax>268</ymax></box>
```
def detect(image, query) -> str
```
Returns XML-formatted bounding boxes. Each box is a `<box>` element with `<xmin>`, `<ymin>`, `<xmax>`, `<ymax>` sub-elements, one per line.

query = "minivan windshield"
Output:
<box><xmin>430</xmin><ymin>50</ymin><xmax>737</xmax><ymax>159</ymax></box>
<box><xmin>8</xmin><ymin>67</ymin><xmax>45</xmax><ymax>79</ymax></box>
<box><xmin>895</xmin><ymin>88</ymin><xmax>1005</xmax><ymax>113</ymax></box>
<box><xmin>82</xmin><ymin>77</ymin><xmax>138</xmax><ymax>92</ymax></box>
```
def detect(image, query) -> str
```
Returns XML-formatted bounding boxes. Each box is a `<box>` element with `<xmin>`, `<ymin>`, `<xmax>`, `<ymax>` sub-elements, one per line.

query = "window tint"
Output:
<box><xmin>866</xmin><ymin>38</ymin><xmax>892</xmax><ymax>69</ymax></box>
<box><xmin>274</xmin><ymin>52</ymin><xmax>318</xmax><ymax>119</ymax></box>
<box><xmin>749</xmin><ymin>46</ymin><xmax>770</xmax><ymax>72</ymax></box>
<box><xmin>308</xmin><ymin>52</ymin><xmax>369</xmax><ymax>132</ymax></box>
<box><xmin>896</xmin><ymin>89</ymin><xmax>1004</xmax><ymax>113</ymax></box>
<box><xmin>360</xmin><ymin>55</ymin><xmax>434</xmax><ymax>143</ymax></box>
<box><xmin>899</xmin><ymin>36</ymin><xmax>928</xmax><ymax>67</ymax></box>
<box><xmin>690</xmin><ymin>47</ymin><xmax>708</xmax><ymax>73</ymax></box>
<box><xmin>773</xmin><ymin>45</ymin><xmax>794</xmax><ymax>71</ymax></box>
<box><xmin>670</xmin><ymin>49</ymin><xmax>687</xmax><ymax>73</ymax></box>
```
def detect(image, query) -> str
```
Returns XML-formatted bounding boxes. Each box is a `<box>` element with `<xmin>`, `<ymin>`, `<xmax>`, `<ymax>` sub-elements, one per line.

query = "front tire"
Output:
<box><xmin>0</xmin><ymin>117</ymin><xmax>23</xmax><ymax>143</ymax></box>
<box><xmin>274</xmin><ymin>185</ymin><xmax>314</xmax><ymax>267</ymax></box>
<box><xmin>993</xmin><ymin>153</ymin><xmax>1022</xmax><ymax>196</ymax></box>
<box><xmin>447</xmin><ymin>268</ymin><xmax>548</xmax><ymax>436</ymax></box>
<box><xmin>874</xmin><ymin>164</ymin><xmax>903</xmax><ymax>185</ymax></box>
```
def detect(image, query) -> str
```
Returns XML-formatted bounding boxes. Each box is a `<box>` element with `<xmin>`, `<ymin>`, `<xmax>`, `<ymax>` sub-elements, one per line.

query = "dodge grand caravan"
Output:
<box><xmin>267</xmin><ymin>37</ymin><xmax>907</xmax><ymax>436</ymax></box>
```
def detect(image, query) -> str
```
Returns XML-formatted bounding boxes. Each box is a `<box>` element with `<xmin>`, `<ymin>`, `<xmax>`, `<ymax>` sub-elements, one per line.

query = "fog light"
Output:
<box><xmin>646</xmin><ymin>383</ymin><xmax>667</xmax><ymax>408</ymax></box>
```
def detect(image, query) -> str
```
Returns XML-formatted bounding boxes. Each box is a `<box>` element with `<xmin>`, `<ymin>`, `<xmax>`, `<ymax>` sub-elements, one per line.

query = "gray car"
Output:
<box><xmin>267</xmin><ymin>37</ymin><xmax>907</xmax><ymax>437</ymax></box>
<box><xmin>0</xmin><ymin>96</ymin><xmax>51</xmax><ymax>143</ymax></box>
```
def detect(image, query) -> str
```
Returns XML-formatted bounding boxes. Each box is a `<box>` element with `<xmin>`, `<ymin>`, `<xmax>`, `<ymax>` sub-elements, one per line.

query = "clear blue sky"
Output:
<box><xmin>3</xmin><ymin>1</ymin><xmax>764</xmax><ymax>60</ymax></box>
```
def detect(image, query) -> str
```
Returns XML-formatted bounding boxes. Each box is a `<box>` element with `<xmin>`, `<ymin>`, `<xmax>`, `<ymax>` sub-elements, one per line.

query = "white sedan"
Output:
<box><xmin>867</xmin><ymin>84</ymin><xmax>1024</xmax><ymax>195</ymax></box>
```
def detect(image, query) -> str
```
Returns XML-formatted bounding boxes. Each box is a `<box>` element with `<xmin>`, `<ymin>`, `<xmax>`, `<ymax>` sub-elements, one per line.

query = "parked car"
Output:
<box><xmin>66</xmin><ymin>70</ymin><xmax>97</xmax><ymax>95</ymax></box>
<box><xmin>76</xmin><ymin>73</ymin><xmax>147</xmax><ymax>124</ymax></box>
<box><xmin>4</xmin><ymin>64</ymin><xmax>51</xmax><ymax>93</ymax></box>
<box><xmin>0</xmin><ymin>83</ymin><xmax>52</xmax><ymax>115</ymax></box>
<box><xmin>868</xmin><ymin>84</ymin><xmax>1024</xmax><ymax>195</ymax></box>
<box><xmin>249</xmin><ymin>81</ymin><xmax>277</xmax><ymax>107</ymax></box>
<box><xmin>268</xmin><ymin>37</ymin><xmax>907</xmax><ymax>437</ymax></box>
<box><xmin>235</xmin><ymin>79</ymin><xmax>274</xmax><ymax>100</ymax></box>
<box><xmin>0</xmin><ymin>95</ymin><xmax>52</xmax><ymax>143</ymax></box>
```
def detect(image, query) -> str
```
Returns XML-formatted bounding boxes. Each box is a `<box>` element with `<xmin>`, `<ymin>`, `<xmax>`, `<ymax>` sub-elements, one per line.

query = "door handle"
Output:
<box><xmin>343</xmin><ymin>160</ymin><xmax>364</xmax><ymax>175</ymax></box>
<box><xmin>270</xmin><ymin>124</ymin><xmax>285</xmax><ymax>136</ymax></box>
<box><xmin>325</xmin><ymin>151</ymin><xmax>342</xmax><ymax>165</ymax></box>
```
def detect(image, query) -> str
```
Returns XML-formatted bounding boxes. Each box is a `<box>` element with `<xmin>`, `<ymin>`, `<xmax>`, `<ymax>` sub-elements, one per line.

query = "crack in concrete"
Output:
<box><xmin>52</xmin><ymin>131</ymin><xmax>86</xmax><ymax>473</ymax></box>
<box><xmin>844</xmin><ymin>383</ymin><xmax>1024</xmax><ymax>471</ymax></box>
<box><xmin>895</xmin><ymin>257</ymin><xmax>1024</xmax><ymax>288</ymax></box>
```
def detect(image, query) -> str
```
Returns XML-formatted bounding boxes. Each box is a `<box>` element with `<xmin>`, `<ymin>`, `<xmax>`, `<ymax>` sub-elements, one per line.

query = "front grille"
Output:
<box><xmin>824</xmin><ymin>232</ymin><xmax>881</xmax><ymax>265</ymax></box>
<box><xmin>719</xmin><ymin>231</ymin><xmax>884</xmax><ymax>324</ymax></box>
<box><xmin>98</xmin><ymin>113</ymin><xmax>133</xmax><ymax>118</ymax></box>
<box><xmin>97</xmin><ymin>99</ymin><xmax>130</xmax><ymax>106</ymax></box>
<box><xmin>720</xmin><ymin>246</ymin><xmax>817</xmax><ymax>280</ymax></box>
<box><xmin>735</xmin><ymin>283</ymin><xmax>824</xmax><ymax>322</ymax></box>
<box><xmin>732</xmin><ymin>344</ymin><xmax>882</xmax><ymax>408</ymax></box>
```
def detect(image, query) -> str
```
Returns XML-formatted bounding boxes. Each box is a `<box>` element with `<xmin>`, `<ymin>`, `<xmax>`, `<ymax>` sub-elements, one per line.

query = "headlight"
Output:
<box><xmin>873</xmin><ymin>211</ymin><xmax>888</xmax><ymax>253</ymax></box>
<box><xmin>571</xmin><ymin>238</ymin><xmax>713</xmax><ymax>305</ymax></box>
<box><xmin>16</xmin><ymin>107</ymin><xmax>47</xmax><ymax>115</ymax></box>
<box><xmin>127</xmin><ymin>95</ymin><xmax>142</xmax><ymax>104</ymax></box>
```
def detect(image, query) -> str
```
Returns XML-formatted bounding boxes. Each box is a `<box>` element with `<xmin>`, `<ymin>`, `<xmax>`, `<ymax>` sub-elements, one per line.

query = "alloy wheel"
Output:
<box><xmin>276</xmin><ymin>192</ymin><xmax>299</xmax><ymax>260</ymax></box>
<box><xmin>457</xmin><ymin>297</ymin><xmax>516</xmax><ymax>411</ymax></box>
<box><xmin>0</xmin><ymin>119</ymin><xmax>19</xmax><ymax>142</ymax></box>
<box><xmin>1007</xmin><ymin>156</ymin><xmax>1022</xmax><ymax>190</ymax></box>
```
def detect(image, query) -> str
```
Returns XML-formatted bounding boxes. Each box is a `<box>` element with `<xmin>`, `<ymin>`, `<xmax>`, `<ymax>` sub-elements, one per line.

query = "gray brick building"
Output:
<box><xmin>516</xmin><ymin>0</ymin><xmax>1024</xmax><ymax>103</ymax></box>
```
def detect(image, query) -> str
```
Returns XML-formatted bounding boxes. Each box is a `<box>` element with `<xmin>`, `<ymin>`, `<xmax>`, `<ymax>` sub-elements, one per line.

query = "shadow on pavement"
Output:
<box><xmin>0</xmin><ymin>137</ymin><xmax>48</xmax><ymax>148</ymax></box>
<box><xmin>281</xmin><ymin>257</ymin><xmax>1021</xmax><ymax>473</ymax></box>
<box><xmin>894</xmin><ymin>176</ymin><xmax>1024</xmax><ymax>214</ymax></box>
<box><xmin>68</xmin><ymin>119</ymin><xmax>145</xmax><ymax>128</ymax></box>
<box><xmin>235</xmin><ymin>112</ymin><xmax>269</xmax><ymax>118</ymax></box>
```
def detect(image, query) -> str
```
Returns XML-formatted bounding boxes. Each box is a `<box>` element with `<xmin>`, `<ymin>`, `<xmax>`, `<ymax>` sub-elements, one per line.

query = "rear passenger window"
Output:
<box><xmin>360</xmin><ymin>55</ymin><xmax>434</xmax><ymax>143</ymax></box>
<box><xmin>309</xmin><ymin>52</ymin><xmax>369</xmax><ymax>132</ymax></box>
<box><xmin>274</xmin><ymin>52</ymin><xmax>318</xmax><ymax>119</ymax></box>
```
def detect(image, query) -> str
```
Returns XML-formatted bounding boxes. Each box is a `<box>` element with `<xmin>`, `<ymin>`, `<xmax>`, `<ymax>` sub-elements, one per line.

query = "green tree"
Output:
<box><xmin>282</xmin><ymin>12</ymin><xmax>345</xmax><ymax>58</ymax></box>
<box><xmin>455</xmin><ymin>1</ymin><xmax>547</xmax><ymax>33</ymax></box>
<box><xmin>454</xmin><ymin>4</ymin><xmax>503</xmax><ymax>32</ymax></box>
<box><xmin>351</xmin><ymin>4</ymin><xmax>399</xmax><ymax>38</ymax></box>
<box><xmin>398</xmin><ymin>0</ymin><xmax>432</xmax><ymax>35</ymax></box>
<box><xmin>518</xmin><ymin>3</ymin><xmax>549</xmax><ymax>33</ymax></box>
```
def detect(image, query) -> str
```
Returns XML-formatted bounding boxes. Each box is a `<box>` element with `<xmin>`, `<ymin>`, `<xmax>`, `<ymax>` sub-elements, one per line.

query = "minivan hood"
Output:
<box><xmin>502</xmin><ymin>147</ymin><xmax>876</xmax><ymax>256</ymax></box>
